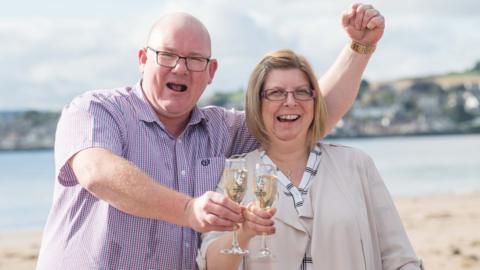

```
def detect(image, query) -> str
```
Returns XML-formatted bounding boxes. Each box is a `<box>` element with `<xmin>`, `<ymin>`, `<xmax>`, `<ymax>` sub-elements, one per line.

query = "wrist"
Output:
<box><xmin>350</xmin><ymin>40</ymin><xmax>376</xmax><ymax>54</ymax></box>
<box><xmin>183</xmin><ymin>197</ymin><xmax>194</xmax><ymax>227</ymax></box>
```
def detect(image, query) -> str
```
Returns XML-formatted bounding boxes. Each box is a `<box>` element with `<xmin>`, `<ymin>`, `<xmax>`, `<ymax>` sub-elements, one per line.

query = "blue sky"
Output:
<box><xmin>1</xmin><ymin>0</ymin><xmax>479</xmax><ymax>110</ymax></box>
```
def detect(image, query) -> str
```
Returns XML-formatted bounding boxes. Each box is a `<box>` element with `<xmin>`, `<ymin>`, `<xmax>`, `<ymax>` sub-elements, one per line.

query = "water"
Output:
<box><xmin>330</xmin><ymin>134</ymin><xmax>480</xmax><ymax>196</ymax></box>
<box><xmin>0</xmin><ymin>150</ymin><xmax>54</xmax><ymax>231</ymax></box>
<box><xmin>0</xmin><ymin>134</ymin><xmax>479</xmax><ymax>230</ymax></box>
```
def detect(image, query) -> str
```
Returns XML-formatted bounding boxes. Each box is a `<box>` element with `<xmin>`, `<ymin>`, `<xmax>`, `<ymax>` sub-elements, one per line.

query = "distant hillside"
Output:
<box><xmin>374</xmin><ymin>62</ymin><xmax>480</xmax><ymax>91</ymax></box>
<box><xmin>1</xmin><ymin>62</ymin><xmax>480</xmax><ymax>150</ymax></box>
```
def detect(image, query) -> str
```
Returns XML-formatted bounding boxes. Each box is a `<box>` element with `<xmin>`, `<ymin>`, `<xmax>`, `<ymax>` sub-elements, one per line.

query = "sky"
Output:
<box><xmin>0</xmin><ymin>0</ymin><xmax>479</xmax><ymax>110</ymax></box>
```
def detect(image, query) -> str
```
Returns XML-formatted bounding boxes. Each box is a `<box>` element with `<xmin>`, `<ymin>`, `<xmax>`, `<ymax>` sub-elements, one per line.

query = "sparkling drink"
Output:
<box><xmin>253</xmin><ymin>175</ymin><xmax>277</xmax><ymax>209</ymax></box>
<box><xmin>222</xmin><ymin>168</ymin><xmax>248</xmax><ymax>204</ymax></box>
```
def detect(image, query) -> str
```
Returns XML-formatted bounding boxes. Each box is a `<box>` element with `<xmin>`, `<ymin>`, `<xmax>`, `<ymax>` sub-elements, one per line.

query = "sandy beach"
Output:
<box><xmin>1</xmin><ymin>193</ymin><xmax>479</xmax><ymax>270</ymax></box>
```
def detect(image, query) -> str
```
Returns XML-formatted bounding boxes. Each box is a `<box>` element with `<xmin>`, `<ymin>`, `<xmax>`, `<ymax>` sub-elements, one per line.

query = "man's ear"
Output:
<box><xmin>138</xmin><ymin>48</ymin><xmax>148</xmax><ymax>73</ymax></box>
<box><xmin>207</xmin><ymin>59</ymin><xmax>218</xmax><ymax>84</ymax></box>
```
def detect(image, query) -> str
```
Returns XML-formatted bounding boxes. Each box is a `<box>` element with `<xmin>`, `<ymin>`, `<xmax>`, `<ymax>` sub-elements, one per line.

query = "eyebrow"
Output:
<box><xmin>155</xmin><ymin>47</ymin><xmax>210</xmax><ymax>58</ymax></box>
<box><xmin>265</xmin><ymin>84</ymin><xmax>310</xmax><ymax>90</ymax></box>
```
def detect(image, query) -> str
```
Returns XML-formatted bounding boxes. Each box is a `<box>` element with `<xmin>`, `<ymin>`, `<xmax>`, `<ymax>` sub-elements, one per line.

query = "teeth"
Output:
<box><xmin>278</xmin><ymin>115</ymin><xmax>299</xmax><ymax>120</ymax></box>
<box><xmin>166</xmin><ymin>83</ymin><xmax>187</xmax><ymax>92</ymax></box>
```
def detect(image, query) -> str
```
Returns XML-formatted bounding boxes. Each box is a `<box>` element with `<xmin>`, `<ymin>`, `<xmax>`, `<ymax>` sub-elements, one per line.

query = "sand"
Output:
<box><xmin>1</xmin><ymin>193</ymin><xmax>479</xmax><ymax>270</ymax></box>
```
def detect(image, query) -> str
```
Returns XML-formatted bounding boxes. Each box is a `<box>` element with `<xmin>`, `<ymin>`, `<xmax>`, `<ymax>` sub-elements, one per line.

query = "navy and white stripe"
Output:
<box><xmin>260</xmin><ymin>142</ymin><xmax>322</xmax><ymax>213</ymax></box>
<box><xmin>259</xmin><ymin>143</ymin><xmax>322</xmax><ymax>270</ymax></box>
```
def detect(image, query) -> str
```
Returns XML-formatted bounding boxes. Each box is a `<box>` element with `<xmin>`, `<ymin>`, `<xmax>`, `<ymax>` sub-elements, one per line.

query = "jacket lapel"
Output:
<box><xmin>274</xmin><ymin>191</ymin><xmax>307</xmax><ymax>233</ymax></box>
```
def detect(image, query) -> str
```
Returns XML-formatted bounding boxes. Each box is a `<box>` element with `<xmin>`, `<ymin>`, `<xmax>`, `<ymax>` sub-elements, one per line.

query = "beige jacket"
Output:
<box><xmin>197</xmin><ymin>144</ymin><xmax>423</xmax><ymax>270</ymax></box>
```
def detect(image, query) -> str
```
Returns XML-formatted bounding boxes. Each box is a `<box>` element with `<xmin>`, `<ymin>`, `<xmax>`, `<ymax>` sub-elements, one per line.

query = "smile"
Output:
<box><xmin>277</xmin><ymin>114</ymin><xmax>300</xmax><ymax>122</ymax></box>
<box><xmin>166</xmin><ymin>82</ymin><xmax>188</xmax><ymax>92</ymax></box>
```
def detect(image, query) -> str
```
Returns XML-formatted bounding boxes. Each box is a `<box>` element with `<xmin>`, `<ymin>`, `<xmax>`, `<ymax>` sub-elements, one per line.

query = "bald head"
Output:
<box><xmin>146</xmin><ymin>13</ymin><xmax>212</xmax><ymax>57</ymax></box>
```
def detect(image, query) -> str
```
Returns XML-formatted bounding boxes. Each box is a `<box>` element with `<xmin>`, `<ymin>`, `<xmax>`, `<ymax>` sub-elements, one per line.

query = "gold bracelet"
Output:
<box><xmin>350</xmin><ymin>40</ymin><xmax>376</xmax><ymax>54</ymax></box>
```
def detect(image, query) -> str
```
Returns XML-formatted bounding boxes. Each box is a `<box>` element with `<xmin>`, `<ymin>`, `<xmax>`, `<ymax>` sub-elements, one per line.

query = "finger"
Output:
<box><xmin>205</xmin><ymin>200</ymin><xmax>244</xmax><ymax>223</ymax></box>
<box><xmin>355</xmin><ymin>4</ymin><xmax>374</xmax><ymax>30</ymax></box>
<box><xmin>247</xmin><ymin>204</ymin><xmax>274</xmax><ymax>219</ymax></box>
<box><xmin>341</xmin><ymin>9</ymin><xmax>354</xmax><ymax>28</ymax></box>
<box><xmin>209</xmin><ymin>192</ymin><xmax>242</xmax><ymax>214</ymax></box>
<box><xmin>244</xmin><ymin>209</ymin><xmax>275</xmax><ymax>227</ymax></box>
<box><xmin>244</xmin><ymin>221</ymin><xmax>276</xmax><ymax>235</ymax></box>
<box><xmin>267</xmin><ymin>208</ymin><xmax>277</xmax><ymax>216</ymax></box>
<box><xmin>366</xmin><ymin>15</ymin><xmax>385</xmax><ymax>30</ymax></box>
<box><xmin>350</xmin><ymin>2</ymin><xmax>361</xmax><ymax>11</ymax></box>
<box><xmin>361</xmin><ymin>8</ymin><xmax>379</xmax><ymax>29</ymax></box>
<box><xmin>203</xmin><ymin>213</ymin><xmax>236</xmax><ymax>227</ymax></box>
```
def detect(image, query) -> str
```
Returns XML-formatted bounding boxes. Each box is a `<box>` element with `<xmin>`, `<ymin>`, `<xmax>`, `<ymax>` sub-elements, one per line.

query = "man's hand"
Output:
<box><xmin>342</xmin><ymin>3</ymin><xmax>385</xmax><ymax>45</ymax></box>
<box><xmin>185</xmin><ymin>191</ymin><xmax>244</xmax><ymax>233</ymax></box>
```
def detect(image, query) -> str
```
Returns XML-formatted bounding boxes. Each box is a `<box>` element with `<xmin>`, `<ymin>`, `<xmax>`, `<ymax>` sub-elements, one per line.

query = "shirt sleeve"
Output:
<box><xmin>362</xmin><ymin>155</ymin><xmax>423</xmax><ymax>270</ymax></box>
<box><xmin>54</xmin><ymin>92</ymin><xmax>126</xmax><ymax>186</ymax></box>
<box><xmin>223</xmin><ymin>108</ymin><xmax>259</xmax><ymax>157</ymax></box>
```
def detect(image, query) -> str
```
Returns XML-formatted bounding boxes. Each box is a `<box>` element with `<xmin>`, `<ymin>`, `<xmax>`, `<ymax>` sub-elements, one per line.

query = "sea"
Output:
<box><xmin>0</xmin><ymin>134</ymin><xmax>479</xmax><ymax>231</ymax></box>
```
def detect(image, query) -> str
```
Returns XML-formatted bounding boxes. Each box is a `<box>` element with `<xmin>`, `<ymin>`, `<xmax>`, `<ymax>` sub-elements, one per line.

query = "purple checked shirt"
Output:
<box><xmin>36</xmin><ymin>82</ymin><xmax>258</xmax><ymax>270</ymax></box>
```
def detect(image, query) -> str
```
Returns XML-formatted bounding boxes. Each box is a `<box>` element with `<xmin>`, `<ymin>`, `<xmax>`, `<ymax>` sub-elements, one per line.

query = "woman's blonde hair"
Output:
<box><xmin>245</xmin><ymin>49</ymin><xmax>328</xmax><ymax>151</ymax></box>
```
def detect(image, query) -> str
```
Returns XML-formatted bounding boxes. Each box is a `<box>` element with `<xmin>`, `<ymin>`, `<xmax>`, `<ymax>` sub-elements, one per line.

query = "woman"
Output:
<box><xmin>196</xmin><ymin>49</ymin><xmax>423</xmax><ymax>270</ymax></box>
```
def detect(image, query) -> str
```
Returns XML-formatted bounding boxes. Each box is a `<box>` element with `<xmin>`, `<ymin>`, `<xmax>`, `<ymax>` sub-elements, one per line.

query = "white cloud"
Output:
<box><xmin>0</xmin><ymin>0</ymin><xmax>479</xmax><ymax>110</ymax></box>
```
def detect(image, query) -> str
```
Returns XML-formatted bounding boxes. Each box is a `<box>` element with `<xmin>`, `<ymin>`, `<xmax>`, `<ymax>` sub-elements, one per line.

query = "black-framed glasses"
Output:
<box><xmin>147</xmin><ymin>47</ymin><xmax>211</xmax><ymax>72</ymax></box>
<box><xmin>261</xmin><ymin>88</ymin><xmax>316</xmax><ymax>101</ymax></box>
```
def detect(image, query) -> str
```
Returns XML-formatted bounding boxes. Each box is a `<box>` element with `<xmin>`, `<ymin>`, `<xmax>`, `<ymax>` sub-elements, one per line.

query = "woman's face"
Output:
<box><xmin>261</xmin><ymin>68</ymin><xmax>314</xmax><ymax>144</ymax></box>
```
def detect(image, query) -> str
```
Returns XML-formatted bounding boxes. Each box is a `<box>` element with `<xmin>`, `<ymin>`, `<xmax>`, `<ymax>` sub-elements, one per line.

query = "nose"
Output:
<box><xmin>283</xmin><ymin>92</ymin><xmax>297</xmax><ymax>106</ymax></box>
<box><xmin>171</xmin><ymin>58</ymin><xmax>189</xmax><ymax>74</ymax></box>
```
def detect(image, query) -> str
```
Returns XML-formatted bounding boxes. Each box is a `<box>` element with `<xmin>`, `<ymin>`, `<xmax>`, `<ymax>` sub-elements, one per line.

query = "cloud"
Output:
<box><xmin>0</xmin><ymin>0</ymin><xmax>479</xmax><ymax>110</ymax></box>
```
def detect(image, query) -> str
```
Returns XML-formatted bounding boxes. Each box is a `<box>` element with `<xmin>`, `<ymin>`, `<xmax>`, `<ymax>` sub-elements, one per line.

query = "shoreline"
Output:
<box><xmin>1</xmin><ymin>193</ymin><xmax>479</xmax><ymax>270</ymax></box>
<box><xmin>1</xmin><ymin>132</ymin><xmax>480</xmax><ymax>152</ymax></box>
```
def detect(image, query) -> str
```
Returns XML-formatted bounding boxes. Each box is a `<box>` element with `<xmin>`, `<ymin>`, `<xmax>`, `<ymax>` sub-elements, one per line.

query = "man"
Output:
<box><xmin>37</xmin><ymin>3</ymin><xmax>384</xmax><ymax>270</ymax></box>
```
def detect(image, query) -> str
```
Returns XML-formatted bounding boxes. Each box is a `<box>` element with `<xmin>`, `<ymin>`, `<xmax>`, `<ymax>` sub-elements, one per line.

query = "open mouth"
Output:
<box><xmin>166</xmin><ymin>82</ymin><xmax>188</xmax><ymax>92</ymax></box>
<box><xmin>277</xmin><ymin>114</ymin><xmax>300</xmax><ymax>122</ymax></box>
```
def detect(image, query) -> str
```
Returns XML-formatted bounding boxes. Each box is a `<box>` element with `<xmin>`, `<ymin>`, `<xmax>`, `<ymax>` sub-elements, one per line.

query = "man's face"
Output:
<box><xmin>139</xmin><ymin>17</ymin><xmax>217</xmax><ymax>125</ymax></box>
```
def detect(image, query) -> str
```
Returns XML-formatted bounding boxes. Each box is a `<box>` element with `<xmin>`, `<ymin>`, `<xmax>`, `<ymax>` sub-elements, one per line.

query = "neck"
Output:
<box><xmin>264</xmin><ymin>140</ymin><xmax>309</xmax><ymax>186</ymax></box>
<box><xmin>157</xmin><ymin>113</ymin><xmax>190</xmax><ymax>138</ymax></box>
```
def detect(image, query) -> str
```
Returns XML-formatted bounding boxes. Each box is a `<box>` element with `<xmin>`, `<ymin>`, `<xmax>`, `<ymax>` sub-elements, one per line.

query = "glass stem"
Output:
<box><xmin>261</xmin><ymin>233</ymin><xmax>267</xmax><ymax>250</ymax></box>
<box><xmin>232</xmin><ymin>230</ymin><xmax>240</xmax><ymax>248</ymax></box>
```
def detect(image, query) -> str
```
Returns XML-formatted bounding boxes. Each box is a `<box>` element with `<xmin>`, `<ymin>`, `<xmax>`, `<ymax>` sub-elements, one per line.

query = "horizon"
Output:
<box><xmin>1</xmin><ymin>0</ymin><xmax>479</xmax><ymax>110</ymax></box>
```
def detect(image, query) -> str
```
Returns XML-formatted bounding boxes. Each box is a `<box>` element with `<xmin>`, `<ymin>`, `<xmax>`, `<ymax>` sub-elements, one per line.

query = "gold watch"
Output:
<box><xmin>350</xmin><ymin>40</ymin><xmax>376</xmax><ymax>54</ymax></box>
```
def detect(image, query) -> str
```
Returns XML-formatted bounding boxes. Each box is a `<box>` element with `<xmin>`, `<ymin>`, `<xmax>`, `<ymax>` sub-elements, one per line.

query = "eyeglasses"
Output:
<box><xmin>261</xmin><ymin>88</ymin><xmax>316</xmax><ymax>101</ymax></box>
<box><xmin>147</xmin><ymin>47</ymin><xmax>211</xmax><ymax>72</ymax></box>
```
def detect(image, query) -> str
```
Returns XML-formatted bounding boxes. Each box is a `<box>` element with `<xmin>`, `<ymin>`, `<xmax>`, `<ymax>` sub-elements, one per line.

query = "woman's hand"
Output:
<box><xmin>342</xmin><ymin>3</ymin><xmax>385</xmax><ymax>46</ymax></box>
<box><xmin>238</xmin><ymin>202</ymin><xmax>277</xmax><ymax>240</ymax></box>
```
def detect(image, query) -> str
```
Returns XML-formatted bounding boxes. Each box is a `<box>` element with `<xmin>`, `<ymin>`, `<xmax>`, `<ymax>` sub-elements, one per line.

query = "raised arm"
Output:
<box><xmin>70</xmin><ymin>148</ymin><xmax>243</xmax><ymax>233</ymax></box>
<box><xmin>321</xmin><ymin>3</ymin><xmax>385</xmax><ymax>133</ymax></box>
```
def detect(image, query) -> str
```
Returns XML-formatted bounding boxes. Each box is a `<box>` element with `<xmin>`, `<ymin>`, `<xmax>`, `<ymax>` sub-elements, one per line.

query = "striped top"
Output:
<box><xmin>260</xmin><ymin>143</ymin><xmax>322</xmax><ymax>270</ymax></box>
<box><xmin>36</xmin><ymin>82</ymin><xmax>259</xmax><ymax>270</ymax></box>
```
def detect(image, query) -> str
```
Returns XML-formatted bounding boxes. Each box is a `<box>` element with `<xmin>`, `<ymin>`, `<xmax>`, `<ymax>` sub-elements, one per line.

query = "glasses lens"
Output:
<box><xmin>186</xmin><ymin>58</ymin><xmax>208</xmax><ymax>71</ymax></box>
<box><xmin>263</xmin><ymin>89</ymin><xmax>314</xmax><ymax>101</ymax></box>
<box><xmin>294</xmin><ymin>89</ymin><xmax>314</xmax><ymax>100</ymax></box>
<box><xmin>265</xmin><ymin>89</ymin><xmax>286</xmax><ymax>101</ymax></box>
<box><xmin>157</xmin><ymin>53</ymin><xmax>178</xmax><ymax>68</ymax></box>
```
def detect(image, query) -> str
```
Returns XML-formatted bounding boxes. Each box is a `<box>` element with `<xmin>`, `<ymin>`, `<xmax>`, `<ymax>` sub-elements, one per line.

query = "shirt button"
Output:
<box><xmin>181</xmin><ymin>170</ymin><xmax>186</xmax><ymax>176</ymax></box>
<box><xmin>184</xmin><ymin>242</ymin><xmax>190</xmax><ymax>248</ymax></box>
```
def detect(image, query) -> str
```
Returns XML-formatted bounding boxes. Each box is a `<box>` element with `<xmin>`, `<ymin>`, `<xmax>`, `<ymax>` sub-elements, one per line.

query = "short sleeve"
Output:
<box><xmin>54</xmin><ymin>93</ymin><xmax>126</xmax><ymax>186</ymax></box>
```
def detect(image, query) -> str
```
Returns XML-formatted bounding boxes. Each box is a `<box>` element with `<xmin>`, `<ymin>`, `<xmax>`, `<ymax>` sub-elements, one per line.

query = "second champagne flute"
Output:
<box><xmin>253</xmin><ymin>163</ymin><xmax>278</xmax><ymax>259</ymax></box>
<box><xmin>220</xmin><ymin>158</ymin><xmax>249</xmax><ymax>255</ymax></box>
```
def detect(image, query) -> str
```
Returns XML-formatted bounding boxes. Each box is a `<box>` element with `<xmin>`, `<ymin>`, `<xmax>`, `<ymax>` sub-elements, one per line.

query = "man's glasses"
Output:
<box><xmin>261</xmin><ymin>88</ymin><xmax>316</xmax><ymax>101</ymax></box>
<box><xmin>147</xmin><ymin>47</ymin><xmax>210</xmax><ymax>72</ymax></box>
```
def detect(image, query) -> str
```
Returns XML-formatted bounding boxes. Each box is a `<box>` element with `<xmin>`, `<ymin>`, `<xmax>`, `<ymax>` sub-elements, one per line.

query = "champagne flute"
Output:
<box><xmin>253</xmin><ymin>163</ymin><xmax>278</xmax><ymax>259</ymax></box>
<box><xmin>220</xmin><ymin>158</ymin><xmax>249</xmax><ymax>255</ymax></box>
